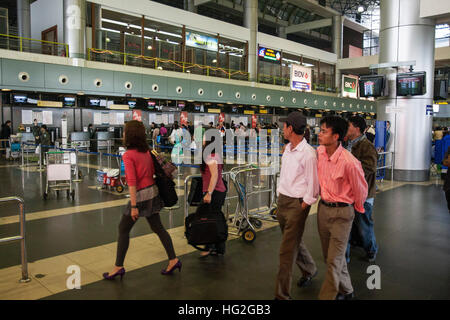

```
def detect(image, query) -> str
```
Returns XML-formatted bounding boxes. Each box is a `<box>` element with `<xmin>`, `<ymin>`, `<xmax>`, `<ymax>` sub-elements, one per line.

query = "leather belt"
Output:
<box><xmin>320</xmin><ymin>199</ymin><xmax>351</xmax><ymax>208</ymax></box>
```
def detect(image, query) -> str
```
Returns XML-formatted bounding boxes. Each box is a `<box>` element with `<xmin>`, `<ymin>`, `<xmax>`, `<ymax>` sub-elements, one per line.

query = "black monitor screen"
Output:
<box><xmin>397</xmin><ymin>72</ymin><xmax>426</xmax><ymax>96</ymax></box>
<box><xmin>64</xmin><ymin>97</ymin><xmax>76</xmax><ymax>107</ymax></box>
<box><xmin>14</xmin><ymin>95</ymin><xmax>28</xmax><ymax>104</ymax></box>
<box><xmin>89</xmin><ymin>99</ymin><xmax>101</xmax><ymax>106</ymax></box>
<box><xmin>359</xmin><ymin>75</ymin><xmax>385</xmax><ymax>97</ymax></box>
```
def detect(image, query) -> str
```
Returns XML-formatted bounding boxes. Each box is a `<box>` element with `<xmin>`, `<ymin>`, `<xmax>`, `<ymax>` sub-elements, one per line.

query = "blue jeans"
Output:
<box><xmin>345</xmin><ymin>200</ymin><xmax>378</xmax><ymax>262</ymax></box>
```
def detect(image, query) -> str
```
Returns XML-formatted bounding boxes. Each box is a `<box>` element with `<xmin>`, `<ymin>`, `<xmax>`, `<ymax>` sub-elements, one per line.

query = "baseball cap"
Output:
<box><xmin>279</xmin><ymin>111</ymin><xmax>307</xmax><ymax>134</ymax></box>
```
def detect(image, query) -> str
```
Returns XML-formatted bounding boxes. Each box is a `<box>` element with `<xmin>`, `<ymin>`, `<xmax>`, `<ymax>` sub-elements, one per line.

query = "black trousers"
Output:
<box><xmin>206</xmin><ymin>190</ymin><xmax>227</xmax><ymax>254</ymax></box>
<box><xmin>115</xmin><ymin>213</ymin><xmax>176</xmax><ymax>267</ymax></box>
<box><xmin>446</xmin><ymin>190</ymin><xmax>450</xmax><ymax>212</ymax></box>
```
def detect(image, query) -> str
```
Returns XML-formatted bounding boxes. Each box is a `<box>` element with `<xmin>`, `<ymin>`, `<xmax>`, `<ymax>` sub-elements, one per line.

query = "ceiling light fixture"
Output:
<box><xmin>357</xmin><ymin>5</ymin><xmax>365</xmax><ymax>13</ymax></box>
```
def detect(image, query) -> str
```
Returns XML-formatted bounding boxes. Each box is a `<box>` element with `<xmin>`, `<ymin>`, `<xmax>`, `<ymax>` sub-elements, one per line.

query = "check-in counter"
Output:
<box><xmin>96</xmin><ymin>132</ymin><xmax>114</xmax><ymax>151</ymax></box>
<box><xmin>70</xmin><ymin>132</ymin><xmax>90</xmax><ymax>150</ymax></box>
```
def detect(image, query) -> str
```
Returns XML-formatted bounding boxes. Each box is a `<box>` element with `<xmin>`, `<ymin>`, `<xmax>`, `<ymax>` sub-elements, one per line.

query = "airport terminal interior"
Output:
<box><xmin>0</xmin><ymin>0</ymin><xmax>449</xmax><ymax>301</ymax></box>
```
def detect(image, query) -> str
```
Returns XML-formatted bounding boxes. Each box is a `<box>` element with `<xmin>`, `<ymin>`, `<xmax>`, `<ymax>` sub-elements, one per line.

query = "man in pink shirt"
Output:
<box><xmin>275</xmin><ymin>112</ymin><xmax>320</xmax><ymax>300</ymax></box>
<box><xmin>317</xmin><ymin>116</ymin><xmax>368</xmax><ymax>300</ymax></box>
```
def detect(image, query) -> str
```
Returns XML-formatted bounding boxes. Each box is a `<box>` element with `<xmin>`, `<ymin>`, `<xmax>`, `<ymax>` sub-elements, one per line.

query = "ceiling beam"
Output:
<box><xmin>286</xmin><ymin>18</ymin><xmax>332</xmax><ymax>34</ymax></box>
<box><xmin>287</xmin><ymin>0</ymin><xmax>340</xmax><ymax>18</ymax></box>
<box><xmin>194</xmin><ymin>0</ymin><xmax>212</xmax><ymax>6</ymax></box>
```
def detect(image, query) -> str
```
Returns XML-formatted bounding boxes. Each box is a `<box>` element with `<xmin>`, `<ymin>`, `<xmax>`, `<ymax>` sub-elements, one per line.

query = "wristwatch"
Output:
<box><xmin>131</xmin><ymin>205</ymin><xmax>137</xmax><ymax>209</ymax></box>
<box><xmin>207</xmin><ymin>191</ymin><xmax>213</xmax><ymax>196</ymax></box>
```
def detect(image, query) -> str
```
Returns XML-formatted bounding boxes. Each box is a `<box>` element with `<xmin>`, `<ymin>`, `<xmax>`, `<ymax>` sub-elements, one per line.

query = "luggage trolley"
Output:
<box><xmin>43</xmin><ymin>151</ymin><xmax>75</xmax><ymax>200</ymax></box>
<box><xmin>8</xmin><ymin>135</ymin><xmax>22</xmax><ymax>160</ymax></box>
<box><xmin>228</xmin><ymin>164</ymin><xmax>277</xmax><ymax>243</ymax></box>
<box><xmin>100</xmin><ymin>149</ymin><xmax>127</xmax><ymax>193</ymax></box>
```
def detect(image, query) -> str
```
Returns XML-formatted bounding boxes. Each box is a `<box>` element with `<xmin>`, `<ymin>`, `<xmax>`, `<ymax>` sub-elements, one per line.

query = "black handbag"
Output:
<box><xmin>150</xmin><ymin>151</ymin><xmax>178</xmax><ymax>207</ymax></box>
<box><xmin>185</xmin><ymin>203</ymin><xmax>228</xmax><ymax>251</ymax></box>
<box><xmin>187</xmin><ymin>176</ymin><xmax>203</xmax><ymax>206</ymax></box>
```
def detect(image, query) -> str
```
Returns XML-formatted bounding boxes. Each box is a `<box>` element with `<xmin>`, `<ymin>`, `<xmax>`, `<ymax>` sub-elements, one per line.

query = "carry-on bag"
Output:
<box><xmin>185</xmin><ymin>203</ymin><xmax>228</xmax><ymax>251</ymax></box>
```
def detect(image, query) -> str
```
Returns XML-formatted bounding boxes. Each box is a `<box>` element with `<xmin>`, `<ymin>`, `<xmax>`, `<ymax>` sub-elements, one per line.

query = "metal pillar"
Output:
<box><xmin>332</xmin><ymin>15</ymin><xmax>344</xmax><ymax>94</ymax></box>
<box><xmin>63</xmin><ymin>0</ymin><xmax>86</xmax><ymax>59</ymax></box>
<box><xmin>277</xmin><ymin>26</ymin><xmax>287</xmax><ymax>39</ymax></box>
<box><xmin>184</xmin><ymin>0</ymin><xmax>197</xmax><ymax>13</ymax></box>
<box><xmin>244</xmin><ymin>0</ymin><xmax>258</xmax><ymax>82</ymax></box>
<box><xmin>17</xmin><ymin>0</ymin><xmax>31</xmax><ymax>39</ymax></box>
<box><xmin>377</xmin><ymin>0</ymin><xmax>435</xmax><ymax>181</ymax></box>
<box><xmin>93</xmin><ymin>3</ymin><xmax>102</xmax><ymax>49</ymax></box>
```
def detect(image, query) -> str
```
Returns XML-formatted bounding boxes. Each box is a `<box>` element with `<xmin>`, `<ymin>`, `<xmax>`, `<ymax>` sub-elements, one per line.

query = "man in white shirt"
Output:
<box><xmin>275</xmin><ymin>112</ymin><xmax>320</xmax><ymax>300</ymax></box>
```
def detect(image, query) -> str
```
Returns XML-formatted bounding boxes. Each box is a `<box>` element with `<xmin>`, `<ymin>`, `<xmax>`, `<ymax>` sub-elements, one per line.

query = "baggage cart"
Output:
<box><xmin>43</xmin><ymin>151</ymin><xmax>75</xmax><ymax>200</ymax></box>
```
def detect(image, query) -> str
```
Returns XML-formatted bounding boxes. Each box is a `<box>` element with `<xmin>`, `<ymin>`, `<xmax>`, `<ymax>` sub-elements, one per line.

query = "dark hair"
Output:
<box><xmin>348</xmin><ymin>115</ymin><xmax>367</xmax><ymax>134</ymax></box>
<box><xmin>200</xmin><ymin>135</ymin><xmax>222</xmax><ymax>173</ymax></box>
<box><xmin>5</xmin><ymin>120</ymin><xmax>11</xmax><ymax>125</ymax></box>
<box><xmin>320</xmin><ymin>116</ymin><xmax>348</xmax><ymax>142</ymax></box>
<box><xmin>124</xmin><ymin>120</ymin><xmax>149</xmax><ymax>153</ymax></box>
<box><xmin>41</xmin><ymin>124</ymin><xmax>47</xmax><ymax>130</ymax></box>
<box><xmin>174</xmin><ymin>123</ymin><xmax>179</xmax><ymax>130</ymax></box>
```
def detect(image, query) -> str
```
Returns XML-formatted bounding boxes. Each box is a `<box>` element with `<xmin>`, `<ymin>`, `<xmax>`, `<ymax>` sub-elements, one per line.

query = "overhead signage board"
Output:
<box><xmin>290</xmin><ymin>64</ymin><xmax>312</xmax><ymax>92</ymax></box>
<box><xmin>258</xmin><ymin>47</ymin><xmax>281</xmax><ymax>64</ymax></box>
<box><xmin>37</xmin><ymin>101</ymin><xmax>63</xmax><ymax>108</ymax></box>
<box><xmin>342</xmin><ymin>75</ymin><xmax>359</xmax><ymax>99</ymax></box>
<box><xmin>186</xmin><ymin>32</ymin><xmax>218</xmax><ymax>52</ymax></box>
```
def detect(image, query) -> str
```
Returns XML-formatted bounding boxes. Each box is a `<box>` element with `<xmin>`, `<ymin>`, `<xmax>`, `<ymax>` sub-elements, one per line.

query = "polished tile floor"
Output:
<box><xmin>0</xmin><ymin>154</ymin><xmax>449</xmax><ymax>300</ymax></box>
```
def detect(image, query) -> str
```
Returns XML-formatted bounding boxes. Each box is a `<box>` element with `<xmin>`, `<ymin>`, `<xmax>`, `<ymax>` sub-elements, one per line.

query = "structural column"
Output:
<box><xmin>332</xmin><ymin>15</ymin><xmax>344</xmax><ymax>93</ymax></box>
<box><xmin>377</xmin><ymin>0</ymin><xmax>435</xmax><ymax>181</ymax></box>
<box><xmin>17</xmin><ymin>0</ymin><xmax>31</xmax><ymax>39</ymax></box>
<box><xmin>244</xmin><ymin>0</ymin><xmax>258</xmax><ymax>82</ymax></box>
<box><xmin>277</xmin><ymin>26</ymin><xmax>287</xmax><ymax>39</ymax></box>
<box><xmin>63</xmin><ymin>0</ymin><xmax>86</xmax><ymax>59</ymax></box>
<box><xmin>184</xmin><ymin>0</ymin><xmax>197</xmax><ymax>13</ymax></box>
<box><xmin>94</xmin><ymin>3</ymin><xmax>102</xmax><ymax>49</ymax></box>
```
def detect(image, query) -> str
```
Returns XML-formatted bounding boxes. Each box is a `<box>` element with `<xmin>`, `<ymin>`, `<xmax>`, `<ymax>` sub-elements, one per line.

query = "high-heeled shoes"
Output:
<box><xmin>103</xmin><ymin>267</ymin><xmax>126</xmax><ymax>280</ymax></box>
<box><xmin>161</xmin><ymin>260</ymin><xmax>182</xmax><ymax>275</ymax></box>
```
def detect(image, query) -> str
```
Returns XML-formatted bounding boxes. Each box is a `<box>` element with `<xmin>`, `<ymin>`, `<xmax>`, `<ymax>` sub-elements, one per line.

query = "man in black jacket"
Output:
<box><xmin>1</xmin><ymin>120</ymin><xmax>12</xmax><ymax>154</ymax></box>
<box><xmin>443</xmin><ymin>147</ymin><xmax>450</xmax><ymax>213</ymax></box>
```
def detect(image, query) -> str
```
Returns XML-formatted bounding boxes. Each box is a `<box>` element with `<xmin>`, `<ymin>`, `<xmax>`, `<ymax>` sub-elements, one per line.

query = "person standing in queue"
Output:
<box><xmin>32</xmin><ymin>119</ymin><xmax>41</xmax><ymax>145</ymax></box>
<box><xmin>345</xmin><ymin>116</ymin><xmax>378</xmax><ymax>263</ymax></box>
<box><xmin>274</xmin><ymin>112</ymin><xmax>319</xmax><ymax>300</ymax></box>
<box><xmin>40</xmin><ymin>125</ymin><xmax>51</xmax><ymax>165</ymax></box>
<box><xmin>316</xmin><ymin>116</ymin><xmax>368</xmax><ymax>300</ymax></box>
<box><xmin>199</xmin><ymin>135</ymin><xmax>227</xmax><ymax>257</ymax></box>
<box><xmin>103</xmin><ymin>120</ymin><xmax>181</xmax><ymax>280</ymax></box>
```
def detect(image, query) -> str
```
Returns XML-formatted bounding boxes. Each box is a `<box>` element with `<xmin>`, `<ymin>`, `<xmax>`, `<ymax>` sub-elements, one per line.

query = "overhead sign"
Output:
<box><xmin>186</xmin><ymin>32</ymin><xmax>218</xmax><ymax>52</ymax></box>
<box><xmin>244</xmin><ymin>110</ymin><xmax>255</xmax><ymax>115</ymax></box>
<box><xmin>37</xmin><ymin>101</ymin><xmax>63</xmax><ymax>108</ymax></box>
<box><xmin>290</xmin><ymin>64</ymin><xmax>312</xmax><ymax>92</ymax></box>
<box><xmin>342</xmin><ymin>75</ymin><xmax>359</xmax><ymax>98</ymax></box>
<box><xmin>258</xmin><ymin>47</ymin><xmax>281</xmax><ymax>64</ymax></box>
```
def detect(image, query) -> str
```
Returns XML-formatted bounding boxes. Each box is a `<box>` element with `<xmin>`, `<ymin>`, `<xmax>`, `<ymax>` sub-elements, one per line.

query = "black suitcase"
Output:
<box><xmin>185</xmin><ymin>203</ymin><xmax>228</xmax><ymax>251</ymax></box>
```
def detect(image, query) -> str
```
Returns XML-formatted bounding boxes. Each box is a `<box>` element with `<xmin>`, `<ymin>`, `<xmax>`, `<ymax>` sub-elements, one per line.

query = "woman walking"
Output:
<box><xmin>103</xmin><ymin>120</ymin><xmax>181</xmax><ymax>280</ymax></box>
<box><xmin>199</xmin><ymin>135</ymin><xmax>228</xmax><ymax>257</ymax></box>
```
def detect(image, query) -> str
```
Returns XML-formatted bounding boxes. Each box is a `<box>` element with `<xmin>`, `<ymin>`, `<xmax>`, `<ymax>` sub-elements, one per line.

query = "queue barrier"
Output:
<box><xmin>0</xmin><ymin>196</ymin><xmax>30</xmax><ymax>283</ymax></box>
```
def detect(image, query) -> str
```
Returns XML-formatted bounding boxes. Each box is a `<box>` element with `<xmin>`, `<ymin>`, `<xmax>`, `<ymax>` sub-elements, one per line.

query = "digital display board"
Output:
<box><xmin>258</xmin><ymin>47</ymin><xmax>281</xmax><ymax>64</ymax></box>
<box><xmin>397</xmin><ymin>72</ymin><xmax>426</xmax><ymax>96</ymax></box>
<box><xmin>359</xmin><ymin>75</ymin><xmax>386</xmax><ymax>98</ymax></box>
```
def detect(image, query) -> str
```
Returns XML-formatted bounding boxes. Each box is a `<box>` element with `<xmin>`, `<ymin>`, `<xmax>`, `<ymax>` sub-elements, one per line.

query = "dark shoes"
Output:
<box><xmin>336</xmin><ymin>292</ymin><xmax>355</xmax><ymax>300</ymax></box>
<box><xmin>297</xmin><ymin>270</ymin><xmax>318</xmax><ymax>287</ymax></box>
<box><xmin>367</xmin><ymin>252</ymin><xmax>377</xmax><ymax>262</ymax></box>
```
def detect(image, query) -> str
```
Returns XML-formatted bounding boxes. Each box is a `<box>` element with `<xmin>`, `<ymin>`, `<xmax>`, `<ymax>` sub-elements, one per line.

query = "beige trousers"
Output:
<box><xmin>317</xmin><ymin>202</ymin><xmax>355</xmax><ymax>300</ymax></box>
<box><xmin>275</xmin><ymin>194</ymin><xmax>317</xmax><ymax>300</ymax></box>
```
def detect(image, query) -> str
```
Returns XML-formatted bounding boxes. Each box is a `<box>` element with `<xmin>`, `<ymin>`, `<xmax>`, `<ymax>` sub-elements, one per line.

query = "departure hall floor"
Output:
<box><xmin>0</xmin><ymin>154</ymin><xmax>449</xmax><ymax>300</ymax></box>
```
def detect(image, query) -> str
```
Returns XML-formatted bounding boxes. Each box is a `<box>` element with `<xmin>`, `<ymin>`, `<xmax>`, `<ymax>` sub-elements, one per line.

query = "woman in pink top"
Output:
<box><xmin>103</xmin><ymin>121</ymin><xmax>181</xmax><ymax>280</ymax></box>
<box><xmin>199</xmin><ymin>135</ymin><xmax>227</xmax><ymax>257</ymax></box>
